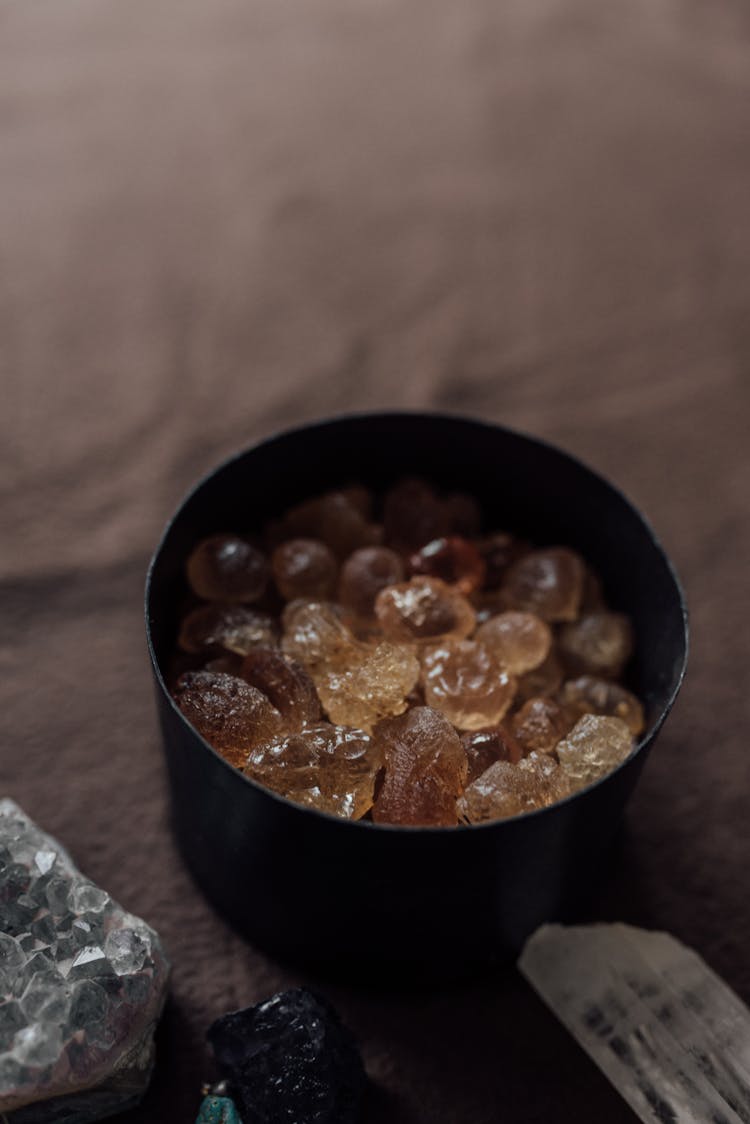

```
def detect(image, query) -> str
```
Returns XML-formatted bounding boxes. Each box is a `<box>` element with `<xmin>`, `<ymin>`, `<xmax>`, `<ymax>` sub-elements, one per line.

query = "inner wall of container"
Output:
<box><xmin>148</xmin><ymin>414</ymin><xmax>686</xmax><ymax>735</ymax></box>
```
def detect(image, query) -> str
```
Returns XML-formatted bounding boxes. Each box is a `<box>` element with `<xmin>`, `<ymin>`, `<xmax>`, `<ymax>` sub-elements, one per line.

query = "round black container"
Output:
<box><xmin>146</xmin><ymin>413</ymin><xmax>688</xmax><ymax>974</ymax></box>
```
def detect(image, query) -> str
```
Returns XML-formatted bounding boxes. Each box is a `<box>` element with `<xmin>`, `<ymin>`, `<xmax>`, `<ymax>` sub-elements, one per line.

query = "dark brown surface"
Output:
<box><xmin>1</xmin><ymin>1</ymin><xmax>749</xmax><ymax>1121</ymax></box>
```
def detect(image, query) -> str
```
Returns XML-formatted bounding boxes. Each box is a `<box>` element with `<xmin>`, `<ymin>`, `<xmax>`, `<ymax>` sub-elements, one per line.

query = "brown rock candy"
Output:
<box><xmin>409</xmin><ymin>536</ymin><xmax>486</xmax><ymax>594</ymax></box>
<box><xmin>267</xmin><ymin>490</ymin><xmax>381</xmax><ymax>558</ymax></box>
<box><xmin>338</xmin><ymin>546</ymin><xmax>405</xmax><ymax>617</ymax></box>
<box><xmin>461</xmin><ymin>726</ymin><xmax>523</xmax><ymax>782</ymax></box>
<box><xmin>271</xmin><ymin>538</ymin><xmax>338</xmax><ymax>602</ymax></box>
<box><xmin>173</xmin><ymin>671</ymin><xmax>283</xmax><ymax>768</ymax></box>
<box><xmin>457</xmin><ymin>757</ymin><xmax>571</xmax><ymax>823</ymax></box>
<box><xmin>372</xmin><ymin>706</ymin><xmax>467</xmax><ymax>827</ymax></box>
<box><xmin>339</xmin><ymin>484</ymin><xmax>374</xmax><ymax>519</ymax></box>
<box><xmin>186</xmin><ymin>534</ymin><xmax>269</xmax><ymax>603</ymax></box>
<box><xmin>281</xmin><ymin>601</ymin><xmax>353</xmax><ymax>674</ymax></box>
<box><xmin>515</xmin><ymin>649</ymin><xmax>566</xmax><ymax>703</ymax></box>
<box><xmin>375</xmin><ymin>576</ymin><xmax>476</xmax><ymax>644</ymax></box>
<box><xmin>315</xmin><ymin>640</ymin><xmax>420</xmax><ymax>732</ymax></box>
<box><xmin>421</xmin><ymin>639</ymin><xmax>516</xmax><ymax>731</ymax></box>
<box><xmin>558</xmin><ymin>676</ymin><xmax>645</xmax><ymax>736</ymax></box>
<box><xmin>404</xmin><ymin>683</ymin><xmax>426</xmax><ymax>708</ymax></box>
<box><xmin>443</xmin><ymin>491</ymin><xmax>482</xmax><ymax>537</ymax></box>
<box><xmin>472</xmin><ymin>589</ymin><xmax>513</xmax><ymax>626</ymax></box>
<box><xmin>478</xmin><ymin>533</ymin><xmax>531</xmax><ymax>589</ymax></box>
<box><xmin>383</xmin><ymin>478</ymin><xmax>449</xmax><ymax>553</ymax></box>
<box><xmin>558</xmin><ymin>611</ymin><xmax>634</xmax><ymax>678</ymax></box>
<box><xmin>178</xmin><ymin>604</ymin><xmax>279</xmax><ymax>656</ymax></box>
<box><xmin>244</xmin><ymin>723</ymin><xmax>381</xmax><ymax>818</ymax></box>
<box><xmin>510</xmin><ymin>696</ymin><xmax>575</xmax><ymax>756</ymax></box>
<box><xmin>502</xmin><ymin>547</ymin><xmax>585</xmax><ymax>622</ymax></box>
<box><xmin>581</xmin><ymin>566</ymin><xmax>607</xmax><ymax>612</ymax></box>
<box><xmin>475</xmin><ymin>610</ymin><xmax>552</xmax><ymax>674</ymax></box>
<box><xmin>556</xmin><ymin>714</ymin><xmax>633</xmax><ymax>791</ymax></box>
<box><xmin>239</xmin><ymin>647</ymin><xmax>321</xmax><ymax>730</ymax></box>
<box><xmin>204</xmin><ymin>653</ymin><xmax>244</xmax><ymax>675</ymax></box>
<box><xmin>281</xmin><ymin>602</ymin><xmax>418</xmax><ymax>730</ymax></box>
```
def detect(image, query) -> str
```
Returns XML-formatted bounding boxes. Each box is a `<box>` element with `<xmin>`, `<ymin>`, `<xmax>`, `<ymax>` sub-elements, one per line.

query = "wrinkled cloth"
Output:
<box><xmin>1</xmin><ymin>1</ymin><xmax>748</xmax><ymax>1120</ymax></box>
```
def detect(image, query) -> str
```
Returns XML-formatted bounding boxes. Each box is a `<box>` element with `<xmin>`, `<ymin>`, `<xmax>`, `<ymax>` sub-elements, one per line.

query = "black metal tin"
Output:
<box><xmin>145</xmin><ymin>413</ymin><xmax>688</xmax><ymax>974</ymax></box>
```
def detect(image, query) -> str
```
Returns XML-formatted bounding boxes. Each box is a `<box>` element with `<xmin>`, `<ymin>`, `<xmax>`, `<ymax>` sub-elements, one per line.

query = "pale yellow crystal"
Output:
<box><xmin>556</xmin><ymin>714</ymin><xmax>633</xmax><ymax>791</ymax></box>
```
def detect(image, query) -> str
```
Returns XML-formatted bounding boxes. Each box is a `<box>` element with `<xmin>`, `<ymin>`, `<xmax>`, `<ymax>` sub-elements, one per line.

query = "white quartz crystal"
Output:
<box><xmin>0</xmin><ymin>799</ymin><xmax>170</xmax><ymax>1122</ymax></box>
<box><xmin>519</xmin><ymin>923</ymin><xmax>750</xmax><ymax>1124</ymax></box>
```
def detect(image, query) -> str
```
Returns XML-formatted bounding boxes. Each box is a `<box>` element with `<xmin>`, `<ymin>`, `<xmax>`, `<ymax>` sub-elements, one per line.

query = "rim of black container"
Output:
<box><xmin>145</xmin><ymin>409</ymin><xmax>689</xmax><ymax>834</ymax></box>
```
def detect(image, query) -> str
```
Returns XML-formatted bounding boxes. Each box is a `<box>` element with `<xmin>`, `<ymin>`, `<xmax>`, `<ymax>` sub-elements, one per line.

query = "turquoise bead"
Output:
<box><xmin>195</xmin><ymin>1094</ymin><xmax>242</xmax><ymax>1124</ymax></box>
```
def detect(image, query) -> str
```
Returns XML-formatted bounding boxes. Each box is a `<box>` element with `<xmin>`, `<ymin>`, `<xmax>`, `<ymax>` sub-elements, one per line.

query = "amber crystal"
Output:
<box><xmin>515</xmin><ymin>649</ymin><xmax>565</xmax><ymax>704</ymax></box>
<box><xmin>186</xmin><ymin>535</ymin><xmax>269</xmax><ymax>603</ymax></box>
<box><xmin>479</xmin><ymin>533</ymin><xmax>530</xmax><ymax>589</ymax></box>
<box><xmin>409</xmin><ymin>536</ymin><xmax>486</xmax><ymax>594</ymax></box>
<box><xmin>458</xmin><ymin>757</ymin><xmax>571</xmax><ymax>823</ymax></box>
<box><xmin>244</xmin><ymin>724</ymin><xmax>381</xmax><ymax>818</ymax></box>
<box><xmin>443</xmin><ymin>491</ymin><xmax>482</xmax><ymax>537</ymax></box>
<box><xmin>556</xmin><ymin>714</ymin><xmax>633</xmax><ymax>791</ymax></box>
<box><xmin>339</xmin><ymin>546</ymin><xmax>405</xmax><ymax>618</ymax></box>
<box><xmin>281</xmin><ymin>601</ymin><xmax>418</xmax><ymax>730</ymax></box>
<box><xmin>174</xmin><ymin>671</ymin><xmax>283</xmax><ymax>768</ymax></box>
<box><xmin>383</xmin><ymin>478</ymin><xmax>449</xmax><ymax>553</ymax></box>
<box><xmin>475</xmin><ymin>611</ymin><xmax>552</xmax><ymax>674</ymax></box>
<box><xmin>281</xmin><ymin>601</ymin><xmax>353</xmax><ymax>674</ymax></box>
<box><xmin>204</xmin><ymin>653</ymin><xmax>244</xmax><ymax>675</ymax></box>
<box><xmin>421</xmin><ymin>639</ymin><xmax>516</xmax><ymax>731</ymax></box>
<box><xmin>472</xmin><ymin>589</ymin><xmax>512</xmax><ymax>626</ymax></box>
<box><xmin>461</xmin><ymin>726</ymin><xmax>522</xmax><ymax>782</ymax></box>
<box><xmin>502</xmin><ymin>547</ymin><xmax>585</xmax><ymax>622</ymax></box>
<box><xmin>314</xmin><ymin>640</ymin><xmax>420</xmax><ymax>732</ymax></box>
<box><xmin>581</xmin><ymin>566</ymin><xmax>606</xmax><ymax>611</ymax></box>
<box><xmin>178</xmin><ymin>604</ymin><xmax>279</xmax><ymax>656</ymax></box>
<box><xmin>239</xmin><ymin>647</ymin><xmax>321</xmax><ymax>731</ymax></box>
<box><xmin>268</xmin><ymin>491</ymin><xmax>381</xmax><ymax>559</ymax></box>
<box><xmin>372</xmin><ymin>707</ymin><xmax>467</xmax><ymax>827</ymax></box>
<box><xmin>558</xmin><ymin>612</ymin><xmax>634</xmax><ymax>678</ymax></box>
<box><xmin>510</xmin><ymin>696</ymin><xmax>574</xmax><ymax>755</ymax></box>
<box><xmin>272</xmin><ymin>538</ymin><xmax>338</xmax><ymax>602</ymax></box>
<box><xmin>558</xmin><ymin>677</ymin><xmax>645</xmax><ymax>736</ymax></box>
<box><xmin>339</xmin><ymin>484</ymin><xmax>374</xmax><ymax>518</ymax></box>
<box><xmin>375</xmin><ymin>577</ymin><xmax>476</xmax><ymax>644</ymax></box>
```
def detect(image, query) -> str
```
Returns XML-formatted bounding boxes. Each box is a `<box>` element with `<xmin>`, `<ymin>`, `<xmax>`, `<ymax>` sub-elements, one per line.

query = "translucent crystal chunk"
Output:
<box><xmin>556</xmin><ymin>714</ymin><xmax>633</xmax><ymax>790</ymax></box>
<box><xmin>68</xmin><ymin>945</ymin><xmax>113</xmax><ymax>980</ymax></box>
<box><xmin>21</xmin><ymin>973</ymin><xmax>72</xmax><ymax>1024</ymax></box>
<box><xmin>71</xmin><ymin>882</ymin><xmax>110</xmax><ymax>915</ymax></box>
<box><xmin>0</xmin><ymin>1002</ymin><xmax>26</xmax><ymax>1049</ymax></box>
<box><xmin>104</xmin><ymin>928</ymin><xmax>151</xmax><ymax>976</ymax></box>
<box><xmin>68</xmin><ymin>979</ymin><xmax>109</xmax><ymax>1035</ymax></box>
<box><xmin>34</xmin><ymin>850</ymin><xmax>57</xmax><ymax>876</ymax></box>
<box><xmin>0</xmin><ymin>934</ymin><xmax>25</xmax><ymax>976</ymax></box>
<box><xmin>0</xmin><ymin>799</ymin><xmax>169</xmax><ymax>1117</ymax></box>
<box><xmin>13</xmin><ymin>1022</ymin><xmax>63</xmax><ymax>1068</ymax></box>
<box><xmin>245</xmin><ymin>724</ymin><xmax>381</xmax><ymax>819</ymax></box>
<box><xmin>519</xmin><ymin>923</ymin><xmax>750</xmax><ymax>1124</ymax></box>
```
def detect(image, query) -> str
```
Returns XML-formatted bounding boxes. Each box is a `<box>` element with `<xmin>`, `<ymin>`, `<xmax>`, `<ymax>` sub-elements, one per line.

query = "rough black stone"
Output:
<box><xmin>206</xmin><ymin>988</ymin><xmax>366</xmax><ymax>1124</ymax></box>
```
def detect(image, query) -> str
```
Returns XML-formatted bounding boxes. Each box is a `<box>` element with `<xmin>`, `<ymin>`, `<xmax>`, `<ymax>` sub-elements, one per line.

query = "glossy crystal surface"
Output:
<box><xmin>0</xmin><ymin>801</ymin><xmax>169</xmax><ymax>1122</ymax></box>
<box><xmin>556</xmin><ymin>714</ymin><xmax>633</xmax><ymax>790</ymax></box>
<box><xmin>421</xmin><ymin>639</ymin><xmax>516</xmax><ymax>730</ymax></box>
<box><xmin>375</xmin><ymin>577</ymin><xmax>476</xmax><ymax>644</ymax></box>
<box><xmin>244</xmin><ymin>723</ymin><xmax>381</xmax><ymax>818</ymax></box>
<box><xmin>372</xmin><ymin>706</ymin><xmax>467</xmax><ymax>826</ymax></box>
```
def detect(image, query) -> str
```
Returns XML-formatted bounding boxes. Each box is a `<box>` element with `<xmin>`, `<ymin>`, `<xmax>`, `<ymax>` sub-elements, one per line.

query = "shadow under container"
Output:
<box><xmin>146</xmin><ymin>413</ymin><xmax>688</xmax><ymax>976</ymax></box>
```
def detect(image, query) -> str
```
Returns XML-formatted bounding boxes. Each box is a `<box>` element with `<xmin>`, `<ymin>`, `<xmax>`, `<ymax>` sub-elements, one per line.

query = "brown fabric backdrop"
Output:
<box><xmin>2</xmin><ymin>1</ymin><xmax>749</xmax><ymax>1120</ymax></box>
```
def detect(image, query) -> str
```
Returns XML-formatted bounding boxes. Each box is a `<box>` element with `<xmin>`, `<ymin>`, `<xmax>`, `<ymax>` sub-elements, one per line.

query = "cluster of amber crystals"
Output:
<box><xmin>171</xmin><ymin>479</ymin><xmax>644</xmax><ymax>827</ymax></box>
